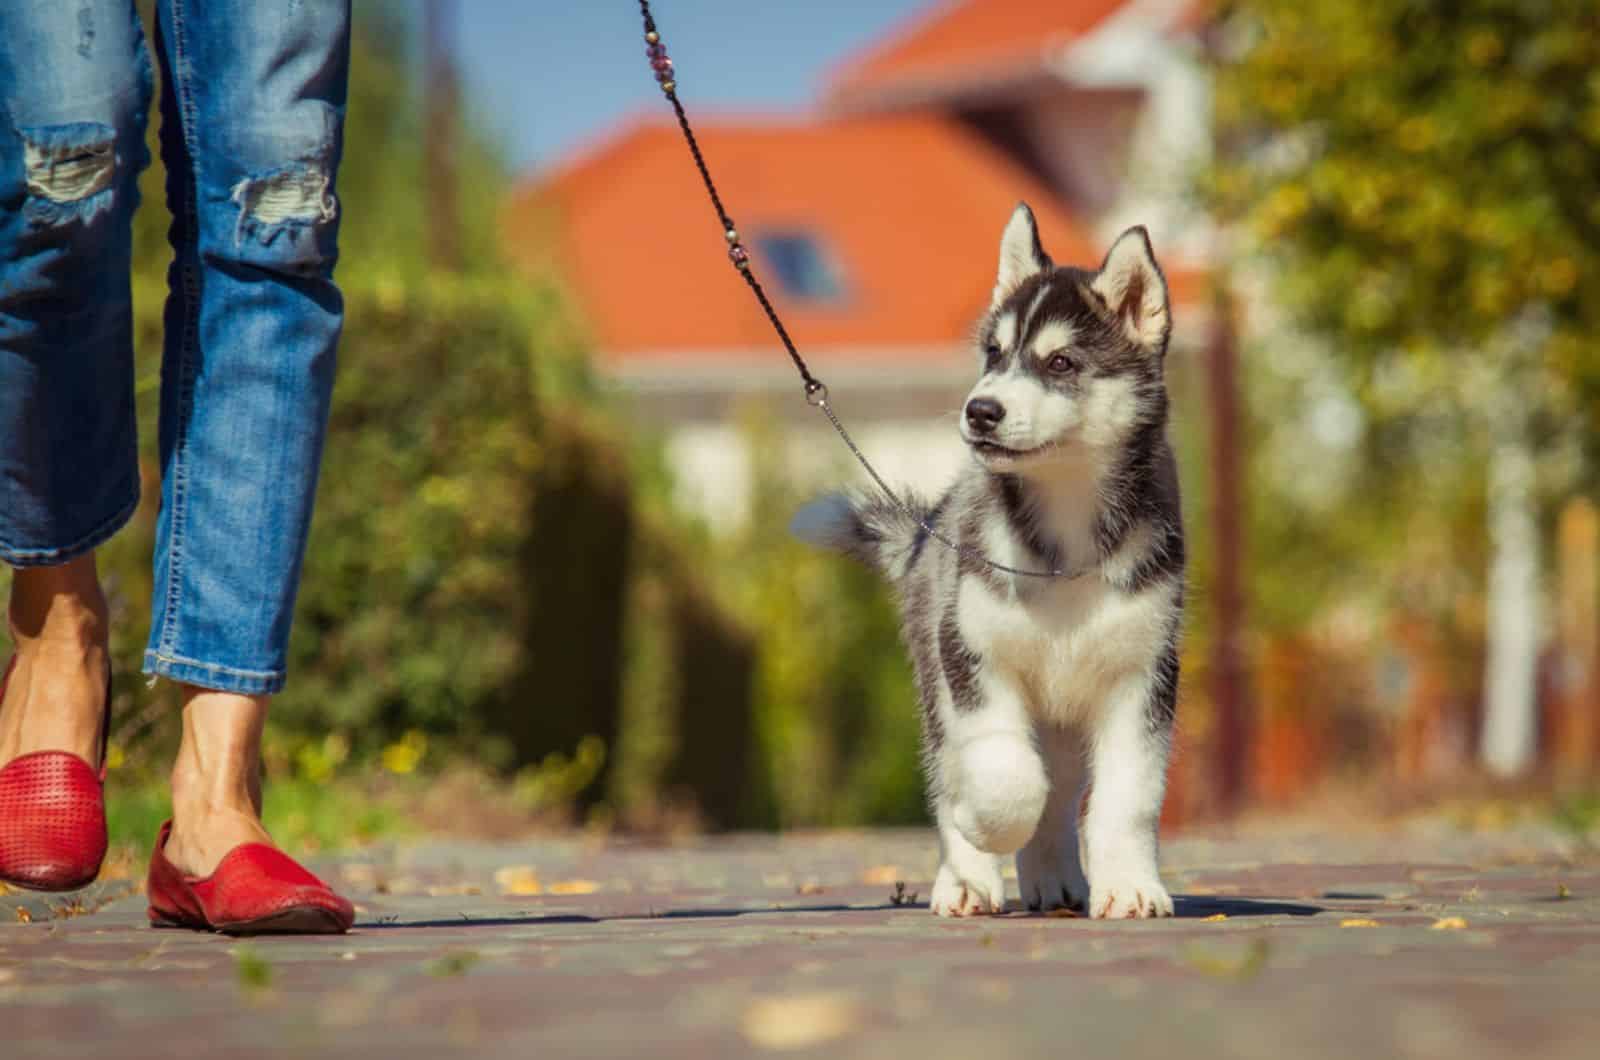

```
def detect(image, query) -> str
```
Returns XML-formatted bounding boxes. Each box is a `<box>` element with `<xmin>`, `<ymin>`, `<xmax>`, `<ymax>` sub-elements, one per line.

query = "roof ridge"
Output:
<box><xmin>822</xmin><ymin>0</ymin><xmax>1136</xmax><ymax>110</ymax></box>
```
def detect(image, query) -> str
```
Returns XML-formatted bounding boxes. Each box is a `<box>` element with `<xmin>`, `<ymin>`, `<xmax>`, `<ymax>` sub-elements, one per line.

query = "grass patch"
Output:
<box><xmin>1552</xmin><ymin>790</ymin><xmax>1600</xmax><ymax>838</ymax></box>
<box><xmin>103</xmin><ymin>770</ymin><xmax>411</xmax><ymax>870</ymax></box>
<box><xmin>427</xmin><ymin>950</ymin><xmax>481</xmax><ymax>977</ymax></box>
<box><xmin>235</xmin><ymin>946</ymin><xmax>275</xmax><ymax>995</ymax></box>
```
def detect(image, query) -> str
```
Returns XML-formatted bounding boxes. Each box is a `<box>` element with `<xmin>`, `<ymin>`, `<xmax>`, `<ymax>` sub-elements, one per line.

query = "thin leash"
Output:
<box><xmin>635</xmin><ymin>0</ymin><xmax>1088</xmax><ymax>581</ymax></box>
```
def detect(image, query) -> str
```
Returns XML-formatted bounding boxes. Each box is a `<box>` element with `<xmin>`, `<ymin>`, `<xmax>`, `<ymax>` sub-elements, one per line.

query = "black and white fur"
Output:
<box><xmin>794</xmin><ymin>204</ymin><xmax>1184</xmax><ymax>918</ymax></box>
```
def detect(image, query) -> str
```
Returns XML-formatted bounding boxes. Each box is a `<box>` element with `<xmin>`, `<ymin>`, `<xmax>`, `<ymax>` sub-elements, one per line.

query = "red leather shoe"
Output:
<box><xmin>0</xmin><ymin>657</ymin><xmax>111</xmax><ymax>892</ymax></box>
<box><xmin>146</xmin><ymin>820</ymin><xmax>355</xmax><ymax>935</ymax></box>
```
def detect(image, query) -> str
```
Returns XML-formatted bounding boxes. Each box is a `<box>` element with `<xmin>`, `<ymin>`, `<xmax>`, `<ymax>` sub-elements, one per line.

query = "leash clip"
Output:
<box><xmin>804</xmin><ymin>380</ymin><xmax>829</xmax><ymax>407</ymax></box>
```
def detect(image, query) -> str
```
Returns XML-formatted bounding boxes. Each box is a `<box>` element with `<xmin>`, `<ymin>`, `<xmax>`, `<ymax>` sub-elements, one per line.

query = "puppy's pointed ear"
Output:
<box><xmin>993</xmin><ymin>202</ymin><xmax>1051</xmax><ymax>306</ymax></box>
<box><xmin>1090</xmin><ymin>226</ymin><xmax>1171</xmax><ymax>351</ymax></box>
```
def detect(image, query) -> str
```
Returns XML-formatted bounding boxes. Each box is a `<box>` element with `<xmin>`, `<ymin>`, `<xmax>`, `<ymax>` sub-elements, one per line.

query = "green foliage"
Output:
<box><xmin>427</xmin><ymin>950</ymin><xmax>481</xmax><ymax>977</ymax></box>
<box><xmin>234</xmin><ymin>947</ymin><xmax>275</xmax><ymax>995</ymax></box>
<box><xmin>277</xmin><ymin>277</ymin><xmax>579</xmax><ymax>761</ymax></box>
<box><xmin>1203</xmin><ymin>0</ymin><xmax>1600</xmax><ymax>653</ymax></box>
<box><xmin>105</xmin><ymin>770</ymin><xmax>407</xmax><ymax>860</ymax></box>
<box><xmin>604</xmin><ymin>407</ymin><xmax>929</xmax><ymax>831</ymax></box>
<box><xmin>1552</xmin><ymin>788</ymin><xmax>1600</xmax><ymax>837</ymax></box>
<box><xmin>1212</xmin><ymin>0</ymin><xmax>1600</xmax><ymax>414</ymax></box>
<box><xmin>718</xmin><ymin>410</ymin><xmax>927</xmax><ymax>828</ymax></box>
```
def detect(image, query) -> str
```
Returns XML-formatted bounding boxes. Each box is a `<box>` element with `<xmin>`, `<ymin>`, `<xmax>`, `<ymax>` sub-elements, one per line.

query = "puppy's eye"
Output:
<box><xmin>1046</xmin><ymin>353</ymin><xmax>1078</xmax><ymax>374</ymax></box>
<box><xmin>984</xmin><ymin>343</ymin><xmax>1002</xmax><ymax>363</ymax></box>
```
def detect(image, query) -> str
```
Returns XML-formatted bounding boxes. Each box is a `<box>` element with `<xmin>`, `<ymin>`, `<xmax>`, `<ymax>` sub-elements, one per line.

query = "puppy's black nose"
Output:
<box><xmin>965</xmin><ymin>397</ymin><xmax>1006</xmax><ymax>433</ymax></box>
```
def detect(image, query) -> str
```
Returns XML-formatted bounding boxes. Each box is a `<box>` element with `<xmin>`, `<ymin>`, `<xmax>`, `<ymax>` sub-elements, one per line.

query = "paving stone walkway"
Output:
<box><xmin>4</xmin><ymin>822</ymin><xmax>1598</xmax><ymax>1058</ymax></box>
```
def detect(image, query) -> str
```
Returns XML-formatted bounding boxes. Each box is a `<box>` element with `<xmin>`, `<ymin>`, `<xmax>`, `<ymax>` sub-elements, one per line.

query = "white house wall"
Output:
<box><xmin>665</xmin><ymin>417</ymin><xmax>970</xmax><ymax>532</ymax></box>
<box><xmin>1056</xmin><ymin>0</ymin><xmax>1215</xmax><ymax>264</ymax></box>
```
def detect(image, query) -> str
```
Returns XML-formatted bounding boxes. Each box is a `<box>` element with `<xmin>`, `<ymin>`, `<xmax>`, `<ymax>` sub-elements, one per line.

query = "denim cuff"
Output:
<box><xmin>0</xmin><ymin>484</ymin><xmax>140</xmax><ymax>568</ymax></box>
<box><xmin>142</xmin><ymin>651</ymin><xmax>287</xmax><ymax>695</ymax></box>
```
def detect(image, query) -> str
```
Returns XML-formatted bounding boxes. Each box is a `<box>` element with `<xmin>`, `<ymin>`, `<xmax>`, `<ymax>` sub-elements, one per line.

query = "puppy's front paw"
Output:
<box><xmin>929</xmin><ymin>860</ymin><xmax>1006</xmax><ymax>917</ymax></box>
<box><xmin>1017</xmin><ymin>842</ymin><xmax>1087</xmax><ymax>913</ymax></box>
<box><xmin>1088</xmin><ymin>872</ymin><xmax>1173</xmax><ymax>919</ymax></box>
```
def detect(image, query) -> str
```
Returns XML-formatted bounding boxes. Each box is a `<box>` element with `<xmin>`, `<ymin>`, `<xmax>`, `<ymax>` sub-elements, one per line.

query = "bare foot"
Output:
<box><xmin>164</xmin><ymin>688</ymin><xmax>277</xmax><ymax>878</ymax></box>
<box><xmin>0</xmin><ymin>556</ymin><xmax>110</xmax><ymax>770</ymax></box>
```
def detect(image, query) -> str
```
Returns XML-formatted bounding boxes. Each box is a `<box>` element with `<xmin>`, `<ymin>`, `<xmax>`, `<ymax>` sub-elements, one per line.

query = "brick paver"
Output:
<box><xmin>4</xmin><ymin>823</ymin><xmax>1597</xmax><ymax>1058</ymax></box>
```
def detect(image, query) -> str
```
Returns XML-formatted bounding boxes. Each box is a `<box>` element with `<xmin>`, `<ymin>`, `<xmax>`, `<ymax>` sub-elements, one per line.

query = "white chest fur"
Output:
<box><xmin>958</xmin><ymin>544</ymin><xmax>1177</xmax><ymax>724</ymax></box>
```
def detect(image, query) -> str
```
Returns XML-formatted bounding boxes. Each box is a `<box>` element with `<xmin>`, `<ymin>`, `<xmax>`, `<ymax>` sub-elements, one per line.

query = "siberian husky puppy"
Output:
<box><xmin>795</xmin><ymin>204</ymin><xmax>1184</xmax><ymax>918</ymax></box>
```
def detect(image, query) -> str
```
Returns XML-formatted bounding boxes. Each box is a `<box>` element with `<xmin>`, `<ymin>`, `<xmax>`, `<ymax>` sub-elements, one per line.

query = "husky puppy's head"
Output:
<box><xmin>960</xmin><ymin>204</ymin><xmax>1172</xmax><ymax>470</ymax></box>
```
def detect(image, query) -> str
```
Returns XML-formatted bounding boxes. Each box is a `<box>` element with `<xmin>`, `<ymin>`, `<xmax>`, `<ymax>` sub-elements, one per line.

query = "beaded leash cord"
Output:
<box><xmin>636</xmin><ymin>0</ymin><xmax>1087</xmax><ymax>580</ymax></box>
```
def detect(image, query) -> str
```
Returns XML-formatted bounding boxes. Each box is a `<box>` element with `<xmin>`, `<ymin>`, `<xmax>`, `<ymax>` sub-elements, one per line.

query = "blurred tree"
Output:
<box><xmin>1211</xmin><ymin>0</ymin><xmax>1600</xmax><ymax>776</ymax></box>
<box><xmin>422</xmin><ymin>0</ymin><xmax>462</xmax><ymax>272</ymax></box>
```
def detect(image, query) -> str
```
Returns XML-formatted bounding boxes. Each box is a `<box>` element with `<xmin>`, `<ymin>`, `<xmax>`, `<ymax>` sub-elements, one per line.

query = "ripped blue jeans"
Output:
<box><xmin>0</xmin><ymin>1</ymin><xmax>351</xmax><ymax>695</ymax></box>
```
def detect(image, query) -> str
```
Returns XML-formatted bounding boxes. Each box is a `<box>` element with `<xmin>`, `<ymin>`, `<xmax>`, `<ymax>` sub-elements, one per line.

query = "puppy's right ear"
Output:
<box><xmin>993</xmin><ymin>202</ymin><xmax>1051</xmax><ymax>307</ymax></box>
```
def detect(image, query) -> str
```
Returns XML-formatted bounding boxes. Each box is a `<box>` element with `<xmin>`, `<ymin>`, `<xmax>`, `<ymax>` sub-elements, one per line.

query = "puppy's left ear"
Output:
<box><xmin>1090</xmin><ymin>226</ymin><xmax>1171</xmax><ymax>352</ymax></box>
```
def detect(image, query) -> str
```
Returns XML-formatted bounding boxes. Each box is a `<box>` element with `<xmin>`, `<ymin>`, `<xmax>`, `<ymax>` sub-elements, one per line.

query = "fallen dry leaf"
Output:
<box><xmin>425</xmin><ymin>884</ymin><xmax>483</xmax><ymax>898</ymax></box>
<box><xmin>741</xmin><ymin>993</ymin><xmax>864</xmax><ymax>1051</ymax></box>
<box><xmin>14</xmin><ymin>907</ymin><xmax>30</xmax><ymax>924</ymax></box>
<box><xmin>547</xmin><ymin>879</ymin><xmax>600</xmax><ymax>896</ymax></box>
<box><xmin>1340</xmin><ymin>918</ymin><xmax>1380</xmax><ymax>928</ymax></box>
<box><xmin>493</xmin><ymin>866</ymin><xmax>543</xmax><ymax>897</ymax></box>
<box><xmin>1202</xmin><ymin>913</ymin><xmax>1229</xmax><ymax>922</ymax></box>
<box><xmin>796</xmin><ymin>881</ymin><xmax>826</xmax><ymax>896</ymax></box>
<box><xmin>376</xmin><ymin>876</ymin><xmax>419</xmax><ymax>896</ymax></box>
<box><xmin>1180</xmin><ymin>938</ymin><xmax>1270</xmax><ymax>980</ymax></box>
<box><xmin>1556</xmin><ymin>883</ymin><xmax>1571</xmax><ymax>900</ymax></box>
<box><xmin>861</xmin><ymin>865</ymin><xmax>901</xmax><ymax>886</ymax></box>
<box><xmin>1430</xmin><ymin>916</ymin><xmax>1468</xmax><ymax>930</ymax></box>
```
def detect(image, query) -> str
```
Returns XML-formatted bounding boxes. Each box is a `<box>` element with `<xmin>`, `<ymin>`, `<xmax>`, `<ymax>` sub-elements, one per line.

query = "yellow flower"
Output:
<box><xmin>1540</xmin><ymin>257</ymin><xmax>1579</xmax><ymax>297</ymax></box>
<box><xmin>381</xmin><ymin>730</ymin><xmax>428</xmax><ymax>775</ymax></box>
<box><xmin>1395</xmin><ymin>116</ymin><xmax>1436</xmax><ymax>153</ymax></box>
<box><xmin>1467</xmin><ymin>30</ymin><xmax>1503</xmax><ymax>67</ymax></box>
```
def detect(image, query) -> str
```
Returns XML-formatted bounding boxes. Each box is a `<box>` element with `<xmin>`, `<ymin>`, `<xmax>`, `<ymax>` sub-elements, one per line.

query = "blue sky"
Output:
<box><xmin>455</xmin><ymin>0</ymin><xmax>933</xmax><ymax>175</ymax></box>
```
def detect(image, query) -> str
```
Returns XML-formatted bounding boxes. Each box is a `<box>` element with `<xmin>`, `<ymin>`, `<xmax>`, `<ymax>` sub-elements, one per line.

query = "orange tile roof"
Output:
<box><xmin>825</xmin><ymin>0</ymin><xmax>1130</xmax><ymax>108</ymax></box>
<box><xmin>507</xmin><ymin>112</ymin><xmax>1108</xmax><ymax>363</ymax></box>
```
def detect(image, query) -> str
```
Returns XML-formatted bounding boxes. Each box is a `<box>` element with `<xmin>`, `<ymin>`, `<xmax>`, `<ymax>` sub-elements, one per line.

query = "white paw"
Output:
<box><xmin>952</xmin><ymin>735</ymin><xmax>1047</xmax><ymax>854</ymax></box>
<box><xmin>1088</xmin><ymin>872</ymin><xmax>1173</xmax><ymax>919</ymax></box>
<box><xmin>929</xmin><ymin>860</ymin><xmax>1006</xmax><ymax>918</ymax></box>
<box><xmin>1016</xmin><ymin>843</ymin><xmax>1088</xmax><ymax>913</ymax></box>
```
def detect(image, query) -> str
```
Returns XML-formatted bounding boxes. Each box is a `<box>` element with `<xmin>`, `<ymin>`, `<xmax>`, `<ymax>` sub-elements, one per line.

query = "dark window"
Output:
<box><xmin>753</xmin><ymin>231</ymin><xmax>848</xmax><ymax>303</ymax></box>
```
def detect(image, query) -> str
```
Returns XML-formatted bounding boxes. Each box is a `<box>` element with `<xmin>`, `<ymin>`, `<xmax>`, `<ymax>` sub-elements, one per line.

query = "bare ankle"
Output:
<box><xmin>8</xmin><ymin>555</ymin><xmax>109</xmax><ymax>649</ymax></box>
<box><xmin>163</xmin><ymin>687</ymin><xmax>274</xmax><ymax>875</ymax></box>
<box><xmin>0</xmin><ymin>557</ymin><xmax>110</xmax><ymax>767</ymax></box>
<box><xmin>169</xmin><ymin>733</ymin><xmax>261</xmax><ymax>822</ymax></box>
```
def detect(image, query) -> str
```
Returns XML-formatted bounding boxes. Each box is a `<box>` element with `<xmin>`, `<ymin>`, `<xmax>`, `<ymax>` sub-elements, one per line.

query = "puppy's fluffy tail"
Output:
<box><xmin>790</xmin><ymin>490</ymin><xmax>926</xmax><ymax>582</ymax></box>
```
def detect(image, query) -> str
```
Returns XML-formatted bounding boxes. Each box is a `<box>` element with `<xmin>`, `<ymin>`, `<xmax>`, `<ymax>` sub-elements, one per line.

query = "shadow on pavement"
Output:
<box><xmin>358</xmin><ymin>895</ymin><xmax>1321</xmax><ymax>931</ymax></box>
<box><xmin>1172</xmin><ymin>895</ymin><xmax>1322</xmax><ymax>918</ymax></box>
<box><xmin>358</xmin><ymin>902</ymin><xmax>908</xmax><ymax>930</ymax></box>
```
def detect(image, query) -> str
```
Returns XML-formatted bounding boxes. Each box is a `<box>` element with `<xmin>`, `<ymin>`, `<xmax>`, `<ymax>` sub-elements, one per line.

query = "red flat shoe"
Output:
<box><xmin>146</xmin><ymin>820</ymin><xmax>355</xmax><ymax>935</ymax></box>
<box><xmin>0</xmin><ymin>657</ymin><xmax>111</xmax><ymax>893</ymax></box>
